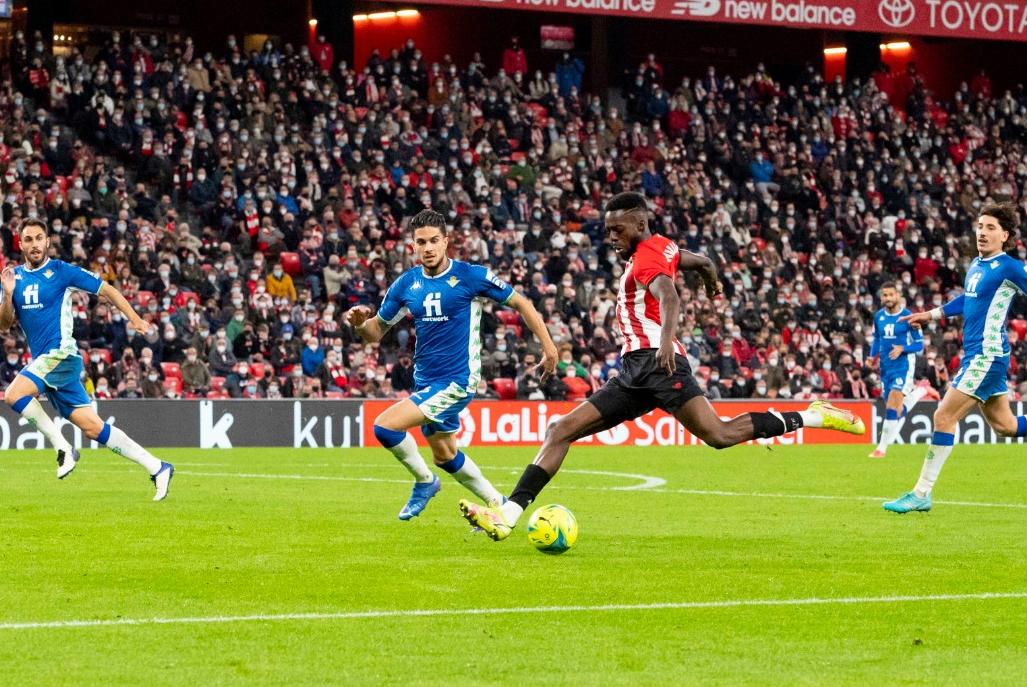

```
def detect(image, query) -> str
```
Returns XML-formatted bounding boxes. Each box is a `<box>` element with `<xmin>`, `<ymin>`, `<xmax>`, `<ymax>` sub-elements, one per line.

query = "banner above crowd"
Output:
<box><xmin>383</xmin><ymin>0</ymin><xmax>1027</xmax><ymax>43</ymax></box>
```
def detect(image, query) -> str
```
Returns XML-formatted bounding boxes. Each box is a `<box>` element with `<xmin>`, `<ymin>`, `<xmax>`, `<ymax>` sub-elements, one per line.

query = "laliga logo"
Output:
<box><xmin>879</xmin><ymin>0</ymin><xmax>916</xmax><ymax>27</ymax></box>
<box><xmin>454</xmin><ymin>408</ymin><xmax>476</xmax><ymax>447</ymax></box>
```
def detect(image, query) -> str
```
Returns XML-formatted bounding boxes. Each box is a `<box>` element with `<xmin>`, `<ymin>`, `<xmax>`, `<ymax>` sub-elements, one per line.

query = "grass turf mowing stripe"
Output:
<box><xmin>2</xmin><ymin>592</ymin><xmax>1025</xmax><ymax>632</ymax></box>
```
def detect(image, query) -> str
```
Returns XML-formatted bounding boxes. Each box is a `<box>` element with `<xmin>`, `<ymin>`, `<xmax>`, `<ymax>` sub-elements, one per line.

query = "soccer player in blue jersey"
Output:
<box><xmin>867</xmin><ymin>281</ymin><xmax>927</xmax><ymax>458</ymax></box>
<box><xmin>885</xmin><ymin>203</ymin><xmax>1027</xmax><ymax>512</ymax></box>
<box><xmin>345</xmin><ymin>210</ymin><xmax>558</xmax><ymax>520</ymax></box>
<box><xmin>0</xmin><ymin>219</ymin><xmax>174</xmax><ymax>500</ymax></box>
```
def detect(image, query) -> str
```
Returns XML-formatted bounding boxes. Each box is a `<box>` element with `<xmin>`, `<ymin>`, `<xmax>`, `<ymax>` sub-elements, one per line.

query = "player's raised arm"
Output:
<box><xmin>648</xmin><ymin>274</ymin><xmax>681</xmax><ymax>376</ymax></box>
<box><xmin>0</xmin><ymin>266</ymin><xmax>16</xmax><ymax>332</ymax></box>
<box><xmin>99</xmin><ymin>282</ymin><xmax>153</xmax><ymax>336</ymax></box>
<box><xmin>902</xmin><ymin>294</ymin><xmax>964</xmax><ymax>328</ymax></box>
<box><xmin>507</xmin><ymin>292</ymin><xmax>559</xmax><ymax>380</ymax></box>
<box><xmin>679</xmin><ymin>249</ymin><xmax>722</xmax><ymax>298</ymax></box>
<box><xmin>346</xmin><ymin>305</ymin><xmax>387</xmax><ymax>343</ymax></box>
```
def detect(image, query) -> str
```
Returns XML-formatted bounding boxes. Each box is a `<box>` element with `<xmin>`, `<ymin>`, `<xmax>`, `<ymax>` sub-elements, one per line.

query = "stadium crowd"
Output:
<box><xmin>3</xmin><ymin>28</ymin><xmax>1027</xmax><ymax>402</ymax></box>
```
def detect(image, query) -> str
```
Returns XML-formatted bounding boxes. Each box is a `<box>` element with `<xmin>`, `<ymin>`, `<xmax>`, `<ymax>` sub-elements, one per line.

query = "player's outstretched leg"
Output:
<box><xmin>461</xmin><ymin>402</ymin><xmax>610</xmax><ymax>541</ymax></box>
<box><xmin>374</xmin><ymin>423</ymin><xmax>439</xmax><ymax>520</ymax></box>
<box><xmin>4</xmin><ymin>376</ymin><xmax>78</xmax><ymax>478</ymax></box>
<box><xmin>69</xmin><ymin>409</ymin><xmax>173</xmax><ymax>501</ymax></box>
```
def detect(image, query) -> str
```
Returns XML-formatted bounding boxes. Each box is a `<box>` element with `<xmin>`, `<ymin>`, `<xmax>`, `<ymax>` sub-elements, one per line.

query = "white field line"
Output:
<box><xmin>1</xmin><ymin>592</ymin><xmax>1025</xmax><ymax>632</ymax></box>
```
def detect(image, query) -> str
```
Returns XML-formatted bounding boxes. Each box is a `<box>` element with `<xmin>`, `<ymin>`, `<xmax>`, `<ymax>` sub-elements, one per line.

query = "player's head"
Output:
<box><xmin>604</xmin><ymin>192</ymin><xmax>650</xmax><ymax>260</ymax></box>
<box><xmin>19</xmin><ymin>218</ymin><xmax>50</xmax><ymax>268</ymax></box>
<box><xmin>409</xmin><ymin>209</ymin><xmax>449</xmax><ymax>272</ymax></box>
<box><xmin>976</xmin><ymin>202</ymin><xmax>1020</xmax><ymax>257</ymax></box>
<box><xmin>879</xmin><ymin>281</ymin><xmax>899</xmax><ymax>309</ymax></box>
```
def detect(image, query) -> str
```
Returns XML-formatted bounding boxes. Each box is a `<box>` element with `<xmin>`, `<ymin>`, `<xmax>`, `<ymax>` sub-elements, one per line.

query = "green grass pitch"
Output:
<box><xmin>1</xmin><ymin>444</ymin><xmax>1025</xmax><ymax>686</ymax></box>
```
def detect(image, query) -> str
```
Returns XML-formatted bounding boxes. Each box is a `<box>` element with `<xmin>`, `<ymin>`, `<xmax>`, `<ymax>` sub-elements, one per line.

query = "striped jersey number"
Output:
<box><xmin>423</xmin><ymin>292</ymin><xmax>442</xmax><ymax>318</ymax></box>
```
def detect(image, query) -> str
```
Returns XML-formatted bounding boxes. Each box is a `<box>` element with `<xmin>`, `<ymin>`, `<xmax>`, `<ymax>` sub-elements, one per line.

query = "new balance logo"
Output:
<box><xmin>663</xmin><ymin>243</ymin><xmax>678</xmax><ymax>263</ymax></box>
<box><xmin>22</xmin><ymin>283</ymin><xmax>39</xmax><ymax>306</ymax></box>
<box><xmin>672</xmin><ymin>0</ymin><xmax>720</xmax><ymax>16</ymax></box>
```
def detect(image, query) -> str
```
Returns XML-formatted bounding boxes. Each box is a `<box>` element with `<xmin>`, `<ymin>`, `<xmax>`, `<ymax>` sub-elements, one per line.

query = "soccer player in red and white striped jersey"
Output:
<box><xmin>461</xmin><ymin>192</ymin><xmax>865</xmax><ymax>541</ymax></box>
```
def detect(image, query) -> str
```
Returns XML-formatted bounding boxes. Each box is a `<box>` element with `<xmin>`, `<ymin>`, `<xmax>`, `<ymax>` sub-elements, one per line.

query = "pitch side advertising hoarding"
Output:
<box><xmin>385</xmin><ymin>0</ymin><xmax>1027</xmax><ymax>43</ymax></box>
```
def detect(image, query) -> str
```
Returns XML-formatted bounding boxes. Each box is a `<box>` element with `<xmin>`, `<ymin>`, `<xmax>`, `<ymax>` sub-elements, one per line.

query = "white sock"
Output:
<box><xmin>877</xmin><ymin>419</ymin><xmax>900</xmax><ymax>451</ymax></box>
<box><xmin>103</xmin><ymin>426</ymin><xmax>163</xmax><ymax>474</ymax></box>
<box><xmin>18</xmin><ymin>398</ymin><xmax>73</xmax><ymax>454</ymax></box>
<box><xmin>914</xmin><ymin>439</ymin><xmax>954</xmax><ymax>497</ymax></box>
<box><xmin>798</xmin><ymin>410</ymin><xmax>823</xmax><ymax>428</ymax></box>
<box><xmin>500</xmin><ymin>500</ymin><xmax>524</xmax><ymax>525</ymax></box>
<box><xmin>441</xmin><ymin>452</ymin><xmax>502</xmax><ymax>505</ymax></box>
<box><xmin>904</xmin><ymin>386</ymin><xmax>928</xmax><ymax>410</ymax></box>
<box><xmin>387</xmin><ymin>434</ymin><xmax>434</xmax><ymax>483</ymax></box>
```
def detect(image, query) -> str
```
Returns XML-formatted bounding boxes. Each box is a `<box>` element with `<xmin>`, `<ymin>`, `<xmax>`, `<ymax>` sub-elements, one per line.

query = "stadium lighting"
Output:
<box><xmin>880</xmin><ymin>41</ymin><xmax>911</xmax><ymax>50</ymax></box>
<box><xmin>368</xmin><ymin>11</ymin><xmax>398</xmax><ymax>19</ymax></box>
<box><xmin>397</xmin><ymin>9</ymin><xmax>420</xmax><ymax>17</ymax></box>
<box><xmin>823</xmin><ymin>47</ymin><xmax>847</xmax><ymax>56</ymax></box>
<box><xmin>308</xmin><ymin>18</ymin><xmax>318</xmax><ymax>27</ymax></box>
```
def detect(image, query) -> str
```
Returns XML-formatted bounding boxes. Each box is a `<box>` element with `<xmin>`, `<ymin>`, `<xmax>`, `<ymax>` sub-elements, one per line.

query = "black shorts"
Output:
<box><xmin>588</xmin><ymin>350</ymin><xmax>704</xmax><ymax>427</ymax></box>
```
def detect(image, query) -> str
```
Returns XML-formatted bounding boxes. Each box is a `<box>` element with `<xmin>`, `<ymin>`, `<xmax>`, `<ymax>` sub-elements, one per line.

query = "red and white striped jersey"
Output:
<box><xmin>616</xmin><ymin>234</ymin><xmax>686</xmax><ymax>356</ymax></box>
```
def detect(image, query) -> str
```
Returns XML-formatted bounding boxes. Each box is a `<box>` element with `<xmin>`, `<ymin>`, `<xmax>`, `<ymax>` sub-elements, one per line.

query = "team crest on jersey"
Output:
<box><xmin>991</xmin><ymin>262</ymin><xmax>999</xmax><ymax>269</ymax></box>
<box><xmin>43</xmin><ymin>269</ymin><xmax>54</xmax><ymax>279</ymax></box>
<box><xmin>447</xmin><ymin>276</ymin><xmax>460</xmax><ymax>288</ymax></box>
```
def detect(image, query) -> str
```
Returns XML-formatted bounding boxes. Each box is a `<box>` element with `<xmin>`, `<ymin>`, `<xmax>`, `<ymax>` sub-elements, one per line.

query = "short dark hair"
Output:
<box><xmin>19</xmin><ymin>218</ymin><xmax>48</xmax><ymax>235</ymax></box>
<box><xmin>605</xmin><ymin>192</ymin><xmax>648</xmax><ymax>214</ymax></box>
<box><xmin>980</xmin><ymin>202</ymin><xmax>1020</xmax><ymax>235</ymax></box>
<box><xmin>409</xmin><ymin>209</ymin><xmax>447</xmax><ymax>234</ymax></box>
<box><xmin>879</xmin><ymin>281</ymin><xmax>897</xmax><ymax>292</ymax></box>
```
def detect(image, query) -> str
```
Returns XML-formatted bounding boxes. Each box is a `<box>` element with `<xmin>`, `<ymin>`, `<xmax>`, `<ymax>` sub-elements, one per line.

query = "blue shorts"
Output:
<box><xmin>410</xmin><ymin>381</ymin><xmax>473</xmax><ymax>436</ymax></box>
<box><xmin>952</xmin><ymin>355</ymin><xmax>1008</xmax><ymax>401</ymax></box>
<box><xmin>881</xmin><ymin>363</ymin><xmax>915</xmax><ymax>395</ymax></box>
<box><xmin>22</xmin><ymin>351</ymin><xmax>91</xmax><ymax>419</ymax></box>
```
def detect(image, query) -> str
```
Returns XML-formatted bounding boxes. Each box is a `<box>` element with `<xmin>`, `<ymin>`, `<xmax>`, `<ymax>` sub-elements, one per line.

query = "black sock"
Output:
<box><xmin>509</xmin><ymin>464</ymin><xmax>553</xmax><ymax>509</ymax></box>
<box><xmin>750</xmin><ymin>411</ymin><xmax>804</xmax><ymax>439</ymax></box>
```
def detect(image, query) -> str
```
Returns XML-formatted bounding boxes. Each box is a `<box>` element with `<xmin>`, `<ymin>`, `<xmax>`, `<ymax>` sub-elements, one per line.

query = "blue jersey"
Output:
<box><xmin>376</xmin><ymin>259</ymin><xmax>514</xmax><ymax>388</ymax></box>
<box><xmin>870</xmin><ymin>307</ymin><xmax>922</xmax><ymax>376</ymax></box>
<box><xmin>6</xmin><ymin>258</ymin><xmax>103</xmax><ymax>360</ymax></box>
<box><xmin>945</xmin><ymin>252</ymin><xmax>1027</xmax><ymax>362</ymax></box>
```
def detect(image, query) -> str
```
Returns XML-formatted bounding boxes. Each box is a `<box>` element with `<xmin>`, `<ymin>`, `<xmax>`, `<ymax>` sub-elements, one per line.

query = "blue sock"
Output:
<box><xmin>98</xmin><ymin>422</ymin><xmax>112</xmax><ymax>445</ymax></box>
<box><xmin>885</xmin><ymin>408</ymin><xmax>898</xmax><ymax>421</ymax></box>
<box><xmin>439</xmin><ymin>451</ymin><xmax>467</xmax><ymax>474</ymax></box>
<box><xmin>932</xmin><ymin>431</ymin><xmax>955</xmax><ymax>446</ymax></box>
<box><xmin>373</xmin><ymin>424</ymin><xmax>406</xmax><ymax>449</ymax></box>
<box><xmin>11</xmin><ymin>396</ymin><xmax>32</xmax><ymax>413</ymax></box>
<box><xmin>1017</xmin><ymin>416</ymin><xmax>1027</xmax><ymax>437</ymax></box>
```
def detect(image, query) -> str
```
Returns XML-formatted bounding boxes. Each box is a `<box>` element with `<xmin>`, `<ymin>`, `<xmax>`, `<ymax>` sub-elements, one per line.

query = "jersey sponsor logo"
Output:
<box><xmin>966</xmin><ymin>271</ymin><xmax>982</xmax><ymax>297</ymax></box>
<box><xmin>884</xmin><ymin>323</ymin><xmax>895</xmax><ymax>338</ymax></box>
<box><xmin>21</xmin><ymin>283</ymin><xmax>42</xmax><ymax>309</ymax></box>
<box><xmin>421</xmin><ymin>291</ymin><xmax>448</xmax><ymax>322</ymax></box>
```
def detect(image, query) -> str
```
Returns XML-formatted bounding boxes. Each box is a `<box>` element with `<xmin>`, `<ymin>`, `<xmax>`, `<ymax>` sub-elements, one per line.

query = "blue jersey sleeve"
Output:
<box><xmin>904</xmin><ymin>323</ymin><xmax>924</xmax><ymax>353</ymax></box>
<box><xmin>470</xmin><ymin>265</ymin><xmax>514</xmax><ymax>304</ymax></box>
<box><xmin>870</xmin><ymin>311</ymin><xmax>882</xmax><ymax>358</ymax></box>
<box><xmin>942</xmin><ymin>294</ymin><xmax>965</xmax><ymax>318</ymax></box>
<box><xmin>64</xmin><ymin>262</ymin><xmax>103</xmax><ymax>295</ymax></box>
<box><xmin>1005</xmin><ymin>260</ymin><xmax>1027</xmax><ymax>295</ymax></box>
<box><xmin>376</xmin><ymin>276</ymin><xmax>409</xmax><ymax>327</ymax></box>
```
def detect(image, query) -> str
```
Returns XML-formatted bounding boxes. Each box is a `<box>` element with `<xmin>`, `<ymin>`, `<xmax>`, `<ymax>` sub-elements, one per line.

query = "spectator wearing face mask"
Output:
<box><xmin>141</xmin><ymin>365</ymin><xmax>164</xmax><ymax>399</ymax></box>
<box><xmin>0</xmin><ymin>350</ymin><xmax>23</xmax><ymax>386</ymax></box>
<box><xmin>390</xmin><ymin>353</ymin><xmax>415</xmax><ymax>393</ymax></box>
<box><xmin>209</xmin><ymin>337</ymin><xmax>237</xmax><ymax>377</ymax></box>
<box><xmin>181</xmin><ymin>346</ymin><xmax>211</xmax><ymax>395</ymax></box>
<box><xmin>301</xmin><ymin>337</ymin><xmax>325</xmax><ymax>377</ymax></box>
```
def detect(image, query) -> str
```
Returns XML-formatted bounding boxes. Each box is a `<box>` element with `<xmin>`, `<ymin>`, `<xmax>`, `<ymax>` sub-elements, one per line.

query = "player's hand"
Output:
<box><xmin>704</xmin><ymin>278</ymin><xmax>724</xmax><ymax>299</ymax></box>
<box><xmin>129</xmin><ymin>317</ymin><xmax>152</xmax><ymax>336</ymax></box>
<box><xmin>656</xmin><ymin>342</ymin><xmax>676</xmax><ymax>376</ymax></box>
<box><xmin>535</xmin><ymin>345</ymin><xmax>559</xmax><ymax>382</ymax></box>
<box><xmin>888</xmin><ymin>344</ymin><xmax>904</xmax><ymax>361</ymax></box>
<box><xmin>345</xmin><ymin>306</ymin><xmax>373</xmax><ymax>329</ymax></box>
<box><xmin>898</xmin><ymin>311</ymin><xmax>932</xmax><ymax>329</ymax></box>
<box><xmin>1</xmin><ymin>266</ymin><xmax>15</xmax><ymax>295</ymax></box>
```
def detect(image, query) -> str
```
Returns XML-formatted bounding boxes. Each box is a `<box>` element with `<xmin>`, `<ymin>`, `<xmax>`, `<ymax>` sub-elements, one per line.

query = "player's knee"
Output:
<box><xmin>696</xmin><ymin>426</ymin><xmax>731</xmax><ymax>450</ymax></box>
<box><xmin>4</xmin><ymin>386</ymin><xmax>20</xmax><ymax>406</ymax></box>
<box><xmin>81</xmin><ymin>419</ymin><xmax>106</xmax><ymax>441</ymax></box>
<box><xmin>373</xmin><ymin>424</ymin><xmax>406</xmax><ymax>448</ymax></box>
<box><xmin>544</xmin><ymin>418</ymin><xmax>577</xmax><ymax>445</ymax></box>
<box><xmin>932</xmin><ymin>409</ymin><xmax>956</xmax><ymax>430</ymax></box>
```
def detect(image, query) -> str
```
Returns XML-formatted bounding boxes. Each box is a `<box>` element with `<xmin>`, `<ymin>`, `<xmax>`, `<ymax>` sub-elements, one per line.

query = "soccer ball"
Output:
<box><xmin>526</xmin><ymin>504</ymin><xmax>578</xmax><ymax>554</ymax></box>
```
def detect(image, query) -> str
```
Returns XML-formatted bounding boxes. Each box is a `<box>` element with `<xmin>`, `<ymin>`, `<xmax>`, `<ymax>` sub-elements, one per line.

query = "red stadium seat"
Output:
<box><xmin>280</xmin><ymin>252</ymin><xmax>302</xmax><ymax>277</ymax></box>
<box><xmin>136</xmin><ymin>290</ymin><xmax>155</xmax><ymax>308</ymax></box>
<box><xmin>492</xmin><ymin>378</ymin><xmax>517</xmax><ymax>400</ymax></box>
<box><xmin>248</xmin><ymin>362</ymin><xmax>266</xmax><ymax>379</ymax></box>
<box><xmin>163</xmin><ymin>377</ymin><xmax>183</xmax><ymax>394</ymax></box>
<box><xmin>563</xmin><ymin>376</ymin><xmax>591</xmax><ymax>401</ymax></box>
<box><xmin>497</xmin><ymin>310</ymin><xmax>521</xmax><ymax>326</ymax></box>
<box><xmin>210</xmin><ymin>376</ymin><xmax>226</xmax><ymax>392</ymax></box>
<box><xmin>161</xmin><ymin>362</ymin><xmax>182</xmax><ymax>380</ymax></box>
<box><xmin>507</xmin><ymin>324</ymin><xmax>522</xmax><ymax>338</ymax></box>
<box><xmin>206</xmin><ymin>389</ymin><xmax>230</xmax><ymax>399</ymax></box>
<box><xmin>1011</xmin><ymin>318</ymin><xmax>1027</xmax><ymax>339</ymax></box>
